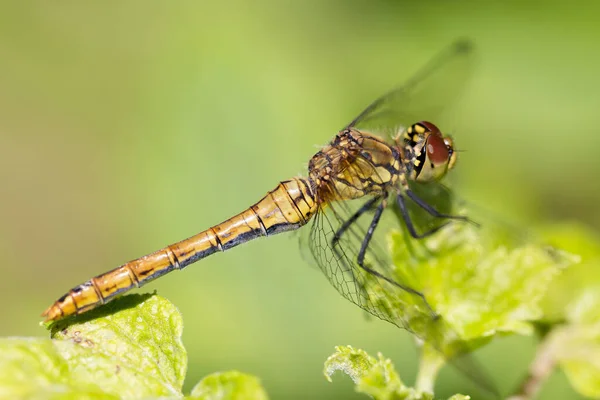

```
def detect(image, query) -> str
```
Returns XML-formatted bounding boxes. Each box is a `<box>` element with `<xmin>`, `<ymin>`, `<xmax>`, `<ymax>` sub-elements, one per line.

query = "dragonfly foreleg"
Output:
<box><xmin>396</xmin><ymin>194</ymin><xmax>450</xmax><ymax>239</ymax></box>
<box><xmin>405</xmin><ymin>189</ymin><xmax>478</xmax><ymax>227</ymax></box>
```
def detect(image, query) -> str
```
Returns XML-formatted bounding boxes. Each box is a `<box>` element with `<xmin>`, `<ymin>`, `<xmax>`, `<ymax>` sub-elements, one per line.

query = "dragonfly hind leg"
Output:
<box><xmin>327</xmin><ymin>193</ymin><xmax>438</xmax><ymax>319</ymax></box>
<box><xmin>330</xmin><ymin>195</ymin><xmax>381</xmax><ymax>305</ymax></box>
<box><xmin>355</xmin><ymin>195</ymin><xmax>439</xmax><ymax>319</ymax></box>
<box><xmin>331</xmin><ymin>196</ymin><xmax>380</xmax><ymax>248</ymax></box>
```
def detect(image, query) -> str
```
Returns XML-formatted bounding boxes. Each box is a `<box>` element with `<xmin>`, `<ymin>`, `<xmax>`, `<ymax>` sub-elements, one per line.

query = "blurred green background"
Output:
<box><xmin>1</xmin><ymin>0</ymin><xmax>599</xmax><ymax>398</ymax></box>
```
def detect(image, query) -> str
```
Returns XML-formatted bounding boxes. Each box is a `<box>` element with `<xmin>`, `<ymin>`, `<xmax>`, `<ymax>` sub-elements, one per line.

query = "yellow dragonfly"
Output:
<box><xmin>43</xmin><ymin>41</ymin><xmax>473</xmax><ymax>334</ymax></box>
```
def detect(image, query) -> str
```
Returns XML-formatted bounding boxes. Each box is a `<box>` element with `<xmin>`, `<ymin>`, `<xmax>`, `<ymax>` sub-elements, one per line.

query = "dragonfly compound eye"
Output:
<box><xmin>426</xmin><ymin>132</ymin><xmax>450</xmax><ymax>166</ymax></box>
<box><xmin>413</xmin><ymin>121</ymin><xmax>456</xmax><ymax>182</ymax></box>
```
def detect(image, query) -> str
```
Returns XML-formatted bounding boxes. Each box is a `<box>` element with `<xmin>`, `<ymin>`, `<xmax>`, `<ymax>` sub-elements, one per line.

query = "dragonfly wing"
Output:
<box><xmin>308</xmin><ymin>194</ymin><xmax>437</xmax><ymax>332</ymax></box>
<box><xmin>345</xmin><ymin>39</ymin><xmax>476</xmax><ymax>136</ymax></box>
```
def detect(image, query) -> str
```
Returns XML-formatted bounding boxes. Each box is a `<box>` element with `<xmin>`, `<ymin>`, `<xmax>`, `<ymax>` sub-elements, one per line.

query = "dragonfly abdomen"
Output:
<box><xmin>42</xmin><ymin>178</ymin><xmax>317</xmax><ymax>322</ymax></box>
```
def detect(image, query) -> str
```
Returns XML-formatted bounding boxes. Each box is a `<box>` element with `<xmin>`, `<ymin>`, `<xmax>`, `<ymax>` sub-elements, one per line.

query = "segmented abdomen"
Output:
<box><xmin>42</xmin><ymin>178</ymin><xmax>317</xmax><ymax>321</ymax></box>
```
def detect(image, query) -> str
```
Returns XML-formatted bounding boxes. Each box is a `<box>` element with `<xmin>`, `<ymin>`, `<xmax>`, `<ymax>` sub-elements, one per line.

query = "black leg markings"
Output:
<box><xmin>397</xmin><ymin>194</ymin><xmax>450</xmax><ymax>239</ymax></box>
<box><xmin>356</xmin><ymin>197</ymin><xmax>386</xmax><ymax>267</ymax></box>
<box><xmin>406</xmin><ymin>189</ymin><xmax>479</xmax><ymax>227</ymax></box>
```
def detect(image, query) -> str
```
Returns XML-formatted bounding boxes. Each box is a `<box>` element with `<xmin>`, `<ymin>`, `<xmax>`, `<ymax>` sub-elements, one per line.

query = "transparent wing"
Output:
<box><xmin>345</xmin><ymin>39</ymin><xmax>476</xmax><ymax>136</ymax></box>
<box><xmin>308</xmin><ymin>195</ymin><xmax>435</xmax><ymax>327</ymax></box>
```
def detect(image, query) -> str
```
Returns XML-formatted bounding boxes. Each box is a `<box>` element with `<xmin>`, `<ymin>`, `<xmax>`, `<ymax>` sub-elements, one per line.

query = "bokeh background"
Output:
<box><xmin>1</xmin><ymin>1</ymin><xmax>599</xmax><ymax>398</ymax></box>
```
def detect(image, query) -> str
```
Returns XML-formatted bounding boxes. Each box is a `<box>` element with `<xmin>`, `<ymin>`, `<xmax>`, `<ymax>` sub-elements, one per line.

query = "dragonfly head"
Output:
<box><xmin>406</xmin><ymin>121</ymin><xmax>457</xmax><ymax>182</ymax></box>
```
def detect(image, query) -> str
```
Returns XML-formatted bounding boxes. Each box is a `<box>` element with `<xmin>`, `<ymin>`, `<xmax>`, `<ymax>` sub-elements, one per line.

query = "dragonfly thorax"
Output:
<box><xmin>308</xmin><ymin>128</ymin><xmax>403</xmax><ymax>203</ymax></box>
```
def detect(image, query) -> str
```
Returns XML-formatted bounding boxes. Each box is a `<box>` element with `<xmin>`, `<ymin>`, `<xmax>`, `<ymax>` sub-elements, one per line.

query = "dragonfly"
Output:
<box><xmin>43</xmin><ymin>41</ymin><xmax>474</xmax><ymax>336</ymax></box>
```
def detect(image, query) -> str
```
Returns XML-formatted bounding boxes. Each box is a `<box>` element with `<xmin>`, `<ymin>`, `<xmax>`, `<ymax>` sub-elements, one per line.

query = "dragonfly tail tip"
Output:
<box><xmin>41</xmin><ymin>305</ymin><xmax>59</xmax><ymax>322</ymax></box>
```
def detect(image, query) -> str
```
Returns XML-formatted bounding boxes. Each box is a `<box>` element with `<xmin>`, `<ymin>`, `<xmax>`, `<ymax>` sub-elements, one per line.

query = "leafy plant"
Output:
<box><xmin>324</xmin><ymin>345</ymin><xmax>468</xmax><ymax>400</ymax></box>
<box><xmin>0</xmin><ymin>294</ymin><xmax>268</xmax><ymax>400</ymax></box>
<box><xmin>324</xmin><ymin>217</ymin><xmax>600</xmax><ymax>399</ymax></box>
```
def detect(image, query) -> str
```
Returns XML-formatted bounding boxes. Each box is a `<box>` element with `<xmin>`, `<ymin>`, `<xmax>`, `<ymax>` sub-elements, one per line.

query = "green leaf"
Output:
<box><xmin>543</xmin><ymin>323</ymin><xmax>600</xmax><ymax>398</ymax></box>
<box><xmin>324</xmin><ymin>345</ymin><xmax>469</xmax><ymax>400</ymax></box>
<box><xmin>0</xmin><ymin>337</ymin><xmax>116</xmax><ymax>399</ymax></box>
<box><xmin>535</xmin><ymin>224</ymin><xmax>600</xmax><ymax>398</ymax></box>
<box><xmin>1</xmin><ymin>294</ymin><xmax>186</xmax><ymax>399</ymax></box>
<box><xmin>387</xmin><ymin>221</ymin><xmax>573</xmax><ymax>348</ymax></box>
<box><xmin>50</xmin><ymin>293</ymin><xmax>187</xmax><ymax>398</ymax></box>
<box><xmin>539</xmin><ymin>223</ymin><xmax>600</xmax><ymax>323</ymax></box>
<box><xmin>3</xmin><ymin>294</ymin><xmax>272</xmax><ymax>399</ymax></box>
<box><xmin>189</xmin><ymin>371</ymin><xmax>269</xmax><ymax>400</ymax></box>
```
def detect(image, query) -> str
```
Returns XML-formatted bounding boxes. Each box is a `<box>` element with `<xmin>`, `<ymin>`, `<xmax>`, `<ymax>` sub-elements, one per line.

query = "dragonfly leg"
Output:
<box><xmin>356</xmin><ymin>197</ymin><xmax>386</xmax><ymax>265</ymax></box>
<box><xmin>356</xmin><ymin>194</ymin><xmax>438</xmax><ymax>318</ymax></box>
<box><xmin>329</xmin><ymin>197</ymin><xmax>380</xmax><ymax>306</ymax></box>
<box><xmin>405</xmin><ymin>189</ymin><xmax>479</xmax><ymax>227</ymax></box>
<box><xmin>397</xmin><ymin>194</ymin><xmax>450</xmax><ymax>239</ymax></box>
<box><xmin>331</xmin><ymin>196</ymin><xmax>380</xmax><ymax>247</ymax></box>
